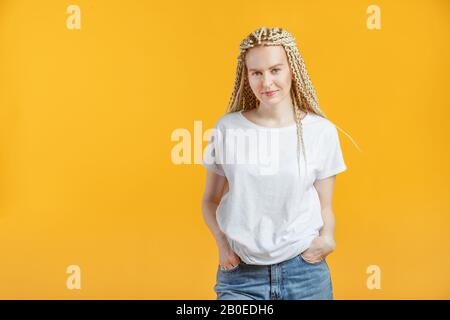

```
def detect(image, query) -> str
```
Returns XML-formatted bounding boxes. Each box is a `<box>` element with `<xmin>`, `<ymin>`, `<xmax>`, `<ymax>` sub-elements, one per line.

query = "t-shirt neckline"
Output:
<box><xmin>238</xmin><ymin>110</ymin><xmax>311</xmax><ymax>130</ymax></box>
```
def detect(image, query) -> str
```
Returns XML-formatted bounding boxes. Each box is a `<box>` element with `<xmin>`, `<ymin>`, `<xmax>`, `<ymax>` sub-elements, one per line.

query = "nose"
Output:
<box><xmin>261</xmin><ymin>72</ymin><xmax>274</xmax><ymax>91</ymax></box>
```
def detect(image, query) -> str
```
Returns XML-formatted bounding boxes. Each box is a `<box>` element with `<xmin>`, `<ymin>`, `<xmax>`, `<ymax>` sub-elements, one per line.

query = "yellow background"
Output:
<box><xmin>0</xmin><ymin>0</ymin><xmax>449</xmax><ymax>299</ymax></box>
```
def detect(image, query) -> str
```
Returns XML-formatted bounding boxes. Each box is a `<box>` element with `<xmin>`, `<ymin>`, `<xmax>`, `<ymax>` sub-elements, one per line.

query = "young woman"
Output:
<box><xmin>201</xmin><ymin>26</ymin><xmax>348</xmax><ymax>300</ymax></box>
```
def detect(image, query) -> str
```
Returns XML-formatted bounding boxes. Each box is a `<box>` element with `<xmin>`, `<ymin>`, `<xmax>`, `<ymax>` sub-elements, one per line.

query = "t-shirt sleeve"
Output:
<box><xmin>201</xmin><ymin>124</ymin><xmax>226</xmax><ymax>176</ymax></box>
<box><xmin>316</xmin><ymin>125</ymin><xmax>347</xmax><ymax>180</ymax></box>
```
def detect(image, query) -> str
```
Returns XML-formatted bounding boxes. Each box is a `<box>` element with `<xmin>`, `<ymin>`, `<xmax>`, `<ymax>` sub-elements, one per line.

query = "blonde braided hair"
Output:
<box><xmin>225</xmin><ymin>26</ymin><xmax>360</xmax><ymax>179</ymax></box>
<box><xmin>226</xmin><ymin>26</ymin><xmax>325</xmax><ymax>178</ymax></box>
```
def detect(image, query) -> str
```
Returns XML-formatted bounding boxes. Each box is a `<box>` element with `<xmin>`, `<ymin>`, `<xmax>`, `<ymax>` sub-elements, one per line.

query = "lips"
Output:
<box><xmin>264</xmin><ymin>90</ymin><xmax>278</xmax><ymax>97</ymax></box>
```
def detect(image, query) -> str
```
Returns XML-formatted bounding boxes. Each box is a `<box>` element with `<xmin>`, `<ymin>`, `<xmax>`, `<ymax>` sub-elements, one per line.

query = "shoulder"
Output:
<box><xmin>214</xmin><ymin>111</ymin><xmax>242</xmax><ymax>128</ymax></box>
<box><xmin>308</xmin><ymin>113</ymin><xmax>337</xmax><ymax>133</ymax></box>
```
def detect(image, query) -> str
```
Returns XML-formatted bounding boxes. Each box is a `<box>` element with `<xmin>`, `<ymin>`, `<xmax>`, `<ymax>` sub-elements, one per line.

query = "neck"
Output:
<box><xmin>256</xmin><ymin>97</ymin><xmax>304</xmax><ymax>124</ymax></box>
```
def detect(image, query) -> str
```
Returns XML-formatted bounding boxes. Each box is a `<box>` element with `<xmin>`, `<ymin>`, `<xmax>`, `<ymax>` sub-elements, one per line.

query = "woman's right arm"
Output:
<box><xmin>201</xmin><ymin>170</ymin><xmax>241</xmax><ymax>268</ymax></box>
<box><xmin>201</xmin><ymin>169</ymin><xmax>229</xmax><ymax>247</ymax></box>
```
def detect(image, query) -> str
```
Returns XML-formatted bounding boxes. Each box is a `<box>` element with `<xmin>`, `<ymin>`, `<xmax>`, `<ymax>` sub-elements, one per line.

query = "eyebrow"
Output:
<box><xmin>248</xmin><ymin>63</ymin><xmax>284</xmax><ymax>72</ymax></box>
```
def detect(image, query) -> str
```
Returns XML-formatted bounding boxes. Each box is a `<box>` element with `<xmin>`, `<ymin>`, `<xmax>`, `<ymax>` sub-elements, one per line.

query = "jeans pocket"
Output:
<box><xmin>299</xmin><ymin>253</ymin><xmax>323</xmax><ymax>265</ymax></box>
<box><xmin>218</xmin><ymin>262</ymin><xmax>241</xmax><ymax>273</ymax></box>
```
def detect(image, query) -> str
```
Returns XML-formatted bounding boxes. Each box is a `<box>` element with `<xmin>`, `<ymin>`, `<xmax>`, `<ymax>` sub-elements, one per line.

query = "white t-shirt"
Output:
<box><xmin>201</xmin><ymin>110</ymin><xmax>347</xmax><ymax>265</ymax></box>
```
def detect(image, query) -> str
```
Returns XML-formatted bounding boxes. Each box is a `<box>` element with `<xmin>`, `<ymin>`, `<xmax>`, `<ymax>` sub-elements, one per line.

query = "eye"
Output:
<box><xmin>251</xmin><ymin>68</ymin><xmax>281</xmax><ymax>76</ymax></box>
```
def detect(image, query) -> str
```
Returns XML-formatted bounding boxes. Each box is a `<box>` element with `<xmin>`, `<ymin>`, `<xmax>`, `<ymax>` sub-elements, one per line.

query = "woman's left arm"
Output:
<box><xmin>300</xmin><ymin>176</ymin><xmax>338</xmax><ymax>262</ymax></box>
<box><xmin>314</xmin><ymin>175</ymin><xmax>337</xmax><ymax>244</ymax></box>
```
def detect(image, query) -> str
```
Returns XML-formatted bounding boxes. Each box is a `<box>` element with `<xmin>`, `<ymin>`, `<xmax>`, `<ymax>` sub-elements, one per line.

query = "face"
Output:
<box><xmin>245</xmin><ymin>45</ymin><xmax>293</xmax><ymax>107</ymax></box>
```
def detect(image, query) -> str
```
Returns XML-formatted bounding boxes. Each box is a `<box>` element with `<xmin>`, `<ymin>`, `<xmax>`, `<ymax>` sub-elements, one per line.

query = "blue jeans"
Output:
<box><xmin>214</xmin><ymin>254</ymin><xmax>334</xmax><ymax>300</ymax></box>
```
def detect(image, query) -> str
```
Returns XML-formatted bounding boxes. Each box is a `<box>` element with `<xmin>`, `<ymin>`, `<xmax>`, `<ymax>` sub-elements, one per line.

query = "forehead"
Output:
<box><xmin>245</xmin><ymin>45</ymin><xmax>288</xmax><ymax>69</ymax></box>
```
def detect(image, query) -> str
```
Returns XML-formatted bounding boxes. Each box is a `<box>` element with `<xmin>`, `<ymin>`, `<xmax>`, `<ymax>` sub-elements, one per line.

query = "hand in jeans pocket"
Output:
<box><xmin>301</xmin><ymin>235</ymin><xmax>336</xmax><ymax>263</ymax></box>
<box><xmin>218</xmin><ymin>243</ymin><xmax>241</xmax><ymax>271</ymax></box>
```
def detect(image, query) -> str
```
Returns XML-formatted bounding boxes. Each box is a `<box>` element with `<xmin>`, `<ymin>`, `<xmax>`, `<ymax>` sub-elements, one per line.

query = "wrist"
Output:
<box><xmin>215</xmin><ymin>234</ymin><xmax>230</xmax><ymax>248</ymax></box>
<box><xmin>320</xmin><ymin>234</ymin><xmax>336</xmax><ymax>249</ymax></box>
